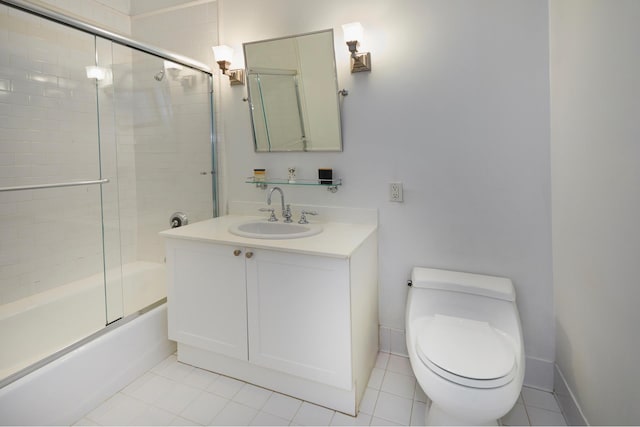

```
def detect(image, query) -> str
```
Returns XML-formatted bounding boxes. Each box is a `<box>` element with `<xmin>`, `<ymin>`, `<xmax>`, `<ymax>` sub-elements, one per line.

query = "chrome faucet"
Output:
<box><xmin>267</xmin><ymin>186</ymin><xmax>292</xmax><ymax>223</ymax></box>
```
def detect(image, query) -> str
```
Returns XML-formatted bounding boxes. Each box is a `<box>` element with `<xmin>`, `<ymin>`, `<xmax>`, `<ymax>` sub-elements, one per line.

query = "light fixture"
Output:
<box><xmin>212</xmin><ymin>45</ymin><xmax>245</xmax><ymax>86</ymax></box>
<box><xmin>342</xmin><ymin>22</ymin><xmax>371</xmax><ymax>73</ymax></box>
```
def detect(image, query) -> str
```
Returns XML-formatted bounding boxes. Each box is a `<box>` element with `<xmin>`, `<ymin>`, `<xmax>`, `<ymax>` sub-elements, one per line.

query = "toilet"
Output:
<box><xmin>405</xmin><ymin>267</ymin><xmax>525</xmax><ymax>426</ymax></box>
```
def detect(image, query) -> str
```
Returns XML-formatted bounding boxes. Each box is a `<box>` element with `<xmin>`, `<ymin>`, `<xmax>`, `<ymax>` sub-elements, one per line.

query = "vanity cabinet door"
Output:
<box><xmin>166</xmin><ymin>240</ymin><xmax>248</xmax><ymax>360</ymax></box>
<box><xmin>246</xmin><ymin>249</ymin><xmax>353</xmax><ymax>390</ymax></box>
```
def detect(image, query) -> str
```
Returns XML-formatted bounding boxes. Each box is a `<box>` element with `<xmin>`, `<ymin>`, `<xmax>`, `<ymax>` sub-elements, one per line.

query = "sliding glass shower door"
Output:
<box><xmin>0</xmin><ymin>6</ymin><xmax>108</xmax><ymax>379</ymax></box>
<box><xmin>97</xmin><ymin>40</ymin><xmax>215</xmax><ymax>322</ymax></box>
<box><xmin>0</xmin><ymin>3</ymin><xmax>216</xmax><ymax>382</ymax></box>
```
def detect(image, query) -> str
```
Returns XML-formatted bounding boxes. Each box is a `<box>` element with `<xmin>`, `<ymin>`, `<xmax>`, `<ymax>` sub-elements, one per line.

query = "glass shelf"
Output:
<box><xmin>245</xmin><ymin>177</ymin><xmax>342</xmax><ymax>192</ymax></box>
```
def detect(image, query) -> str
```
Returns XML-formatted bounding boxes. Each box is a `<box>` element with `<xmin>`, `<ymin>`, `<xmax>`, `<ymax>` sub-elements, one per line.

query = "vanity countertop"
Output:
<box><xmin>159</xmin><ymin>215</ymin><xmax>377</xmax><ymax>259</ymax></box>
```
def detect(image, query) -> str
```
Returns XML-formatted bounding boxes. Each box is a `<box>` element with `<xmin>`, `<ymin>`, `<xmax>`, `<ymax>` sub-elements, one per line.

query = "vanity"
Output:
<box><xmin>160</xmin><ymin>213</ymin><xmax>378</xmax><ymax>415</ymax></box>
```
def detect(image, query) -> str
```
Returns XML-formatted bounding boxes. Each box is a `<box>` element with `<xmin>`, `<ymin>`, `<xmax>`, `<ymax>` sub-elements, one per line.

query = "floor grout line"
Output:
<box><xmin>75</xmin><ymin>351</ymin><xmax>567</xmax><ymax>426</ymax></box>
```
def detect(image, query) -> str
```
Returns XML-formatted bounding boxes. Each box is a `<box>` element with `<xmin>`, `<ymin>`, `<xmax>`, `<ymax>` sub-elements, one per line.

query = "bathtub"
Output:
<box><xmin>0</xmin><ymin>261</ymin><xmax>167</xmax><ymax>380</ymax></box>
<box><xmin>0</xmin><ymin>303</ymin><xmax>175</xmax><ymax>425</ymax></box>
<box><xmin>0</xmin><ymin>261</ymin><xmax>175</xmax><ymax>425</ymax></box>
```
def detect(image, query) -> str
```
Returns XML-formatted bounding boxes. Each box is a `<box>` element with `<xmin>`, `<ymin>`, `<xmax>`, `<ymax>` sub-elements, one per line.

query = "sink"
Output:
<box><xmin>228</xmin><ymin>220</ymin><xmax>323</xmax><ymax>239</ymax></box>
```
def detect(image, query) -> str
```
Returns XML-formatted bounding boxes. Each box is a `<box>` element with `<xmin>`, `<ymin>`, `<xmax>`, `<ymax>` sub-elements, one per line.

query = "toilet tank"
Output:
<box><xmin>411</xmin><ymin>267</ymin><xmax>515</xmax><ymax>302</ymax></box>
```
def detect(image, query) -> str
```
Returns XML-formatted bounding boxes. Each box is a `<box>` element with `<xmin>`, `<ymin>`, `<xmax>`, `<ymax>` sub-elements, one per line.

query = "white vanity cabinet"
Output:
<box><xmin>161</xmin><ymin>215</ymin><xmax>378</xmax><ymax>415</ymax></box>
<box><xmin>165</xmin><ymin>239</ymin><xmax>248</xmax><ymax>360</ymax></box>
<box><xmin>246</xmin><ymin>249</ymin><xmax>352</xmax><ymax>390</ymax></box>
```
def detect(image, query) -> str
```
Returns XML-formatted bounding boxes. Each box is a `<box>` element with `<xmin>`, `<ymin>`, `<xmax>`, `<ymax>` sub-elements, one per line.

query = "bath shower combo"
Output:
<box><xmin>0</xmin><ymin>0</ymin><xmax>217</xmax><ymax>423</ymax></box>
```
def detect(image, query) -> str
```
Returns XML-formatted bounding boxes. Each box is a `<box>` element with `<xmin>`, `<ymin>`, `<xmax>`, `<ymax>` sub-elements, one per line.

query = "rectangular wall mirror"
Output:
<box><xmin>243</xmin><ymin>29</ymin><xmax>343</xmax><ymax>152</ymax></box>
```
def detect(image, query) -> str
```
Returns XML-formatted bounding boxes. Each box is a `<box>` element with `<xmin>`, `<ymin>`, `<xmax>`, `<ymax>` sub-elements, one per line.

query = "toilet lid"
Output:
<box><xmin>417</xmin><ymin>315</ymin><xmax>516</xmax><ymax>388</ymax></box>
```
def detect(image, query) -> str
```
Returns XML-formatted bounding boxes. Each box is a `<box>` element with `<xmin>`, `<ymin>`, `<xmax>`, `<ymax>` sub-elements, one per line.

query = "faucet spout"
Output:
<box><xmin>267</xmin><ymin>186</ymin><xmax>285</xmax><ymax>213</ymax></box>
<box><xmin>267</xmin><ymin>186</ymin><xmax>292</xmax><ymax>223</ymax></box>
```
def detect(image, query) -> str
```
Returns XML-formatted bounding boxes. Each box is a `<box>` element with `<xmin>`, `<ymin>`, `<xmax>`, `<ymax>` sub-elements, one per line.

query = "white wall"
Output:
<box><xmin>218</xmin><ymin>0</ymin><xmax>554</xmax><ymax>387</ymax></box>
<box><xmin>550</xmin><ymin>1</ymin><xmax>640</xmax><ymax>424</ymax></box>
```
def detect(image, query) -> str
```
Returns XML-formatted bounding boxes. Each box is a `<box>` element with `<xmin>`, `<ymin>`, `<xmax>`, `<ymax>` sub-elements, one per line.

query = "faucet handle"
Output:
<box><xmin>283</xmin><ymin>204</ymin><xmax>293</xmax><ymax>223</ymax></box>
<box><xmin>298</xmin><ymin>210</ymin><xmax>318</xmax><ymax>224</ymax></box>
<box><xmin>259</xmin><ymin>207</ymin><xmax>278</xmax><ymax>222</ymax></box>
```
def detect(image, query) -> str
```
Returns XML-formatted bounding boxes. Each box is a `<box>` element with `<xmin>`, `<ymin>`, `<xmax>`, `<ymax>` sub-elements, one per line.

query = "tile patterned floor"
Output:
<box><xmin>75</xmin><ymin>352</ymin><xmax>567</xmax><ymax>426</ymax></box>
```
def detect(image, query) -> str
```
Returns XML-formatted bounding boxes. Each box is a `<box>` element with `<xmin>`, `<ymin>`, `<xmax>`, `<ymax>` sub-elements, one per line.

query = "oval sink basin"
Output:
<box><xmin>228</xmin><ymin>220</ymin><xmax>323</xmax><ymax>239</ymax></box>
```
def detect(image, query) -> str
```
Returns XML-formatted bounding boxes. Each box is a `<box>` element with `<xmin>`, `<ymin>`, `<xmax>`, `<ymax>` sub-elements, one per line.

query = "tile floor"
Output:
<box><xmin>75</xmin><ymin>352</ymin><xmax>567</xmax><ymax>426</ymax></box>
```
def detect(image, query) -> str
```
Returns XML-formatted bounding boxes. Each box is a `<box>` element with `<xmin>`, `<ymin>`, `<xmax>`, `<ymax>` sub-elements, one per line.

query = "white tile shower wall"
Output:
<box><xmin>0</xmin><ymin>7</ymin><xmax>107</xmax><ymax>304</ymax></box>
<box><xmin>129</xmin><ymin>53</ymin><xmax>214</xmax><ymax>263</ymax></box>
<box><xmin>37</xmin><ymin>0</ymin><xmax>132</xmax><ymax>249</ymax></box>
<box><xmin>1</xmin><ymin>0</ymin><xmax>215</xmax><ymax>306</ymax></box>
<box><xmin>130</xmin><ymin>2</ymin><xmax>218</xmax><ymax>262</ymax></box>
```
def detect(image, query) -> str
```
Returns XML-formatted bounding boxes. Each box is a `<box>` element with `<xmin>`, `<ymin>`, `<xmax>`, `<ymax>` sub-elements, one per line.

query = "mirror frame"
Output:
<box><xmin>243</xmin><ymin>29</ymin><xmax>343</xmax><ymax>152</ymax></box>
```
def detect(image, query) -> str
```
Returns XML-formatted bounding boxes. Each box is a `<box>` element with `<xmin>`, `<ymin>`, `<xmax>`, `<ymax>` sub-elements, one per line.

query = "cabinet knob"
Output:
<box><xmin>245</xmin><ymin>251</ymin><xmax>254</xmax><ymax>259</ymax></box>
<box><xmin>233</xmin><ymin>249</ymin><xmax>242</xmax><ymax>256</ymax></box>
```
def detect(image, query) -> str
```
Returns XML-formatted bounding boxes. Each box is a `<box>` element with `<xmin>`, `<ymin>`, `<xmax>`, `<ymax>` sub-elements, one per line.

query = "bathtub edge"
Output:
<box><xmin>0</xmin><ymin>303</ymin><xmax>175</xmax><ymax>425</ymax></box>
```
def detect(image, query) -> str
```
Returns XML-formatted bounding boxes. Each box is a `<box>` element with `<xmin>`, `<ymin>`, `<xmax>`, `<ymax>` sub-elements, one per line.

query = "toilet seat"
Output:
<box><xmin>416</xmin><ymin>315</ymin><xmax>517</xmax><ymax>389</ymax></box>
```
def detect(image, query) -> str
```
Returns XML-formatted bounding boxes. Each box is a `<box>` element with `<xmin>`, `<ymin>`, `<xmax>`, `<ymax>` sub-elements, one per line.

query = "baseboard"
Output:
<box><xmin>554</xmin><ymin>364</ymin><xmax>588</xmax><ymax>425</ymax></box>
<box><xmin>379</xmin><ymin>326</ymin><xmax>408</xmax><ymax>356</ymax></box>
<box><xmin>523</xmin><ymin>355</ymin><xmax>554</xmax><ymax>391</ymax></box>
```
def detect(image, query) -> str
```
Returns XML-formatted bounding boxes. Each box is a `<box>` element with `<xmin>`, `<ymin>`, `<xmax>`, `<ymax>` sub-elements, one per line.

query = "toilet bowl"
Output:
<box><xmin>406</xmin><ymin>267</ymin><xmax>525</xmax><ymax>426</ymax></box>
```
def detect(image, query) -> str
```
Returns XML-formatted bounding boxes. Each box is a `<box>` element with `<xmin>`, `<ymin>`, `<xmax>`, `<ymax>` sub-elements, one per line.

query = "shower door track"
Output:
<box><xmin>0</xmin><ymin>0</ymin><xmax>212</xmax><ymax>74</ymax></box>
<box><xmin>0</xmin><ymin>178</ymin><xmax>110</xmax><ymax>193</ymax></box>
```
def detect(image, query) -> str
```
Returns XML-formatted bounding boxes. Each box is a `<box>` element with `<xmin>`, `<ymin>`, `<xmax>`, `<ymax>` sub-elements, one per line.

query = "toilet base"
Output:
<box><xmin>426</xmin><ymin>402</ymin><xmax>498</xmax><ymax>426</ymax></box>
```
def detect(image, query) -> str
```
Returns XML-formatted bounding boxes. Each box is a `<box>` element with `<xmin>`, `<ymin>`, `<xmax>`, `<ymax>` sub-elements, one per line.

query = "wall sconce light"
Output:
<box><xmin>342</xmin><ymin>22</ymin><xmax>371</xmax><ymax>73</ymax></box>
<box><xmin>212</xmin><ymin>45</ymin><xmax>245</xmax><ymax>86</ymax></box>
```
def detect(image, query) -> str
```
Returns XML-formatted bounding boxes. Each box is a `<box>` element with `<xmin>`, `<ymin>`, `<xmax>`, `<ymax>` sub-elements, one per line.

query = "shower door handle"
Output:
<box><xmin>0</xmin><ymin>178</ymin><xmax>110</xmax><ymax>192</ymax></box>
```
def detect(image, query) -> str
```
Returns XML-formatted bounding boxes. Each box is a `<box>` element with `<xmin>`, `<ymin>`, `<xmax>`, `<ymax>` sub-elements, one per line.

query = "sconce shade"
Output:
<box><xmin>212</xmin><ymin>44</ymin><xmax>245</xmax><ymax>86</ymax></box>
<box><xmin>341</xmin><ymin>22</ymin><xmax>371</xmax><ymax>73</ymax></box>
<box><xmin>212</xmin><ymin>45</ymin><xmax>234</xmax><ymax>63</ymax></box>
<box><xmin>342</xmin><ymin>22</ymin><xmax>364</xmax><ymax>43</ymax></box>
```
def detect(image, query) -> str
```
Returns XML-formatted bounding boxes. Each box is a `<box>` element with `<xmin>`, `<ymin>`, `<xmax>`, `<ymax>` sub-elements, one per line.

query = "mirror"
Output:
<box><xmin>243</xmin><ymin>30</ymin><xmax>343</xmax><ymax>152</ymax></box>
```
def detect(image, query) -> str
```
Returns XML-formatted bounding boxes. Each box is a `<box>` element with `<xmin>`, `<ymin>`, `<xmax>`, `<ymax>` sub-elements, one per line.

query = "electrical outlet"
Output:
<box><xmin>389</xmin><ymin>182</ymin><xmax>403</xmax><ymax>202</ymax></box>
